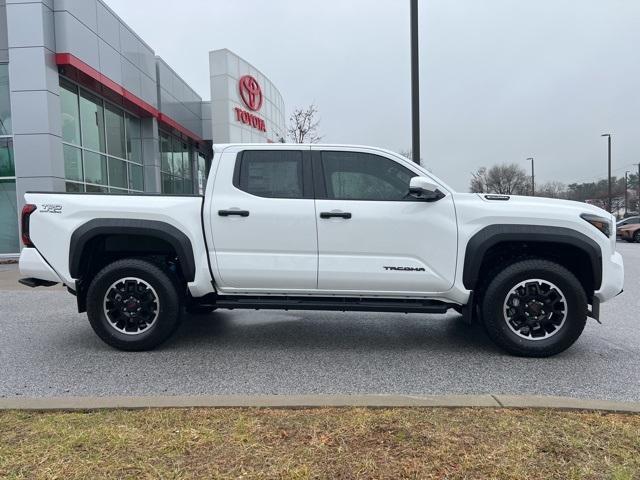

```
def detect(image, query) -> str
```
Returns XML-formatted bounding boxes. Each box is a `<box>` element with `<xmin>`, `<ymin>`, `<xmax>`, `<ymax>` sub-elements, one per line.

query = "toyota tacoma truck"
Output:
<box><xmin>18</xmin><ymin>144</ymin><xmax>624</xmax><ymax>356</ymax></box>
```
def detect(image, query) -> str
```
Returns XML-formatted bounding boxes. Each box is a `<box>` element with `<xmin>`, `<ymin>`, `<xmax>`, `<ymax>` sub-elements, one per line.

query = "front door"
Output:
<box><xmin>209</xmin><ymin>147</ymin><xmax>317</xmax><ymax>291</ymax></box>
<box><xmin>313</xmin><ymin>147</ymin><xmax>458</xmax><ymax>295</ymax></box>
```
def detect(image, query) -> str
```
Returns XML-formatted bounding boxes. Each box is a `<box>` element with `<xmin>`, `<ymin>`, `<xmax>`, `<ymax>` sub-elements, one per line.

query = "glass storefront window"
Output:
<box><xmin>79</xmin><ymin>89</ymin><xmax>105</xmax><ymax>153</ymax></box>
<box><xmin>0</xmin><ymin>178</ymin><xmax>18</xmax><ymax>254</ymax></box>
<box><xmin>63</xmin><ymin>144</ymin><xmax>82</xmax><ymax>181</ymax></box>
<box><xmin>126</xmin><ymin>115</ymin><xmax>142</xmax><ymax>164</ymax></box>
<box><xmin>83</xmin><ymin>151</ymin><xmax>107</xmax><ymax>185</ymax></box>
<box><xmin>65</xmin><ymin>181</ymin><xmax>84</xmax><ymax>193</ymax></box>
<box><xmin>0</xmin><ymin>138</ymin><xmax>14</xmax><ymax>177</ymax></box>
<box><xmin>61</xmin><ymin>77</ymin><xmax>144</xmax><ymax>193</ymax></box>
<box><xmin>129</xmin><ymin>163</ymin><xmax>143</xmax><ymax>191</ymax></box>
<box><xmin>0</xmin><ymin>64</ymin><xmax>11</xmax><ymax>135</ymax></box>
<box><xmin>108</xmin><ymin>157</ymin><xmax>127</xmax><ymax>189</ymax></box>
<box><xmin>60</xmin><ymin>79</ymin><xmax>80</xmax><ymax>145</ymax></box>
<box><xmin>159</xmin><ymin>130</ymin><xmax>195</xmax><ymax>194</ymax></box>
<box><xmin>160</xmin><ymin>132</ymin><xmax>171</xmax><ymax>173</ymax></box>
<box><xmin>105</xmin><ymin>103</ymin><xmax>125</xmax><ymax>159</ymax></box>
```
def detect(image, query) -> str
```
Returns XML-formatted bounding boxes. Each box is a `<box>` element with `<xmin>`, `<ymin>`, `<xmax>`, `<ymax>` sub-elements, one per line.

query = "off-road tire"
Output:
<box><xmin>86</xmin><ymin>258</ymin><xmax>182</xmax><ymax>351</ymax></box>
<box><xmin>481</xmin><ymin>259</ymin><xmax>588</xmax><ymax>357</ymax></box>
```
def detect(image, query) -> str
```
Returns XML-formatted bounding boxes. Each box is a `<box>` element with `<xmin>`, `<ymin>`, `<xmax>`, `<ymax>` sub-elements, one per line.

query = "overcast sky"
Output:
<box><xmin>107</xmin><ymin>0</ymin><xmax>640</xmax><ymax>191</ymax></box>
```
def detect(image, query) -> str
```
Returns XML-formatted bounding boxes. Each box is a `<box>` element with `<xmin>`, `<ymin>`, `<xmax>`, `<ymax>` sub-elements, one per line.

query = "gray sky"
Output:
<box><xmin>107</xmin><ymin>0</ymin><xmax>640</xmax><ymax>191</ymax></box>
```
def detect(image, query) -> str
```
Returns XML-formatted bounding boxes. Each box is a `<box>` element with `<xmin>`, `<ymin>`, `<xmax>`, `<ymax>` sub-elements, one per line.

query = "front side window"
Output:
<box><xmin>321</xmin><ymin>151</ymin><xmax>416</xmax><ymax>201</ymax></box>
<box><xmin>236</xmin><ymin>150</ymin><xmax>303</xmax><ymax>198</ymax></box>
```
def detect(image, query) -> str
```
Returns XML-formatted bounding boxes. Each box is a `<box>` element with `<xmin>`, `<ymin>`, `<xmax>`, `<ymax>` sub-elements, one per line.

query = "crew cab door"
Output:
<box><xmin>208</xmin><ymin>147</ymin><xmax>317</xmax><ymax>291</ymax></box>
<box><xmin>312</xmin><ymin>147</ymin><xmax>457</xmax><ymax>294</ymax></box>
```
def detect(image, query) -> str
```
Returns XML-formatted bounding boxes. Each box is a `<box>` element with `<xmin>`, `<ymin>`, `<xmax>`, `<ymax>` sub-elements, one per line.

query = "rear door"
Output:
<box><xmin>209</xmin><ymin>147</ymin><xmax>317</xmax><ymax>292</ymax></box>
<box><xmin>312</xmin><ymin>147</ymin><xmax>458</xmax><ymax>295</ymax></box>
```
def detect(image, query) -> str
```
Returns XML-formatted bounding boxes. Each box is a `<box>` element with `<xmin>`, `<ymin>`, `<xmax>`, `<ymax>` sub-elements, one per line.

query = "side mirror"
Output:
<box><xmin>409</xmin><ymin>177</ymin><xmax>446</xmax><ymax>202</ymax></box>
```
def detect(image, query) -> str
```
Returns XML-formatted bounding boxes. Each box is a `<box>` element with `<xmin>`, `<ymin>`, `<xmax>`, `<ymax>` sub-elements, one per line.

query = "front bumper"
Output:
<box><xmin>595</xmin><ymin>251</ymin><xmax>624</xmax><ymax>303</ymax></box>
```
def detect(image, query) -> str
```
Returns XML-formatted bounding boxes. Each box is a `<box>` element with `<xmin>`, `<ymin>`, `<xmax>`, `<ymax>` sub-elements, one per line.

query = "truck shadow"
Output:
<box><xmin>168</xmin><ymin>310</ymin><xmax>500</xmax><ymax>354</ymax></box>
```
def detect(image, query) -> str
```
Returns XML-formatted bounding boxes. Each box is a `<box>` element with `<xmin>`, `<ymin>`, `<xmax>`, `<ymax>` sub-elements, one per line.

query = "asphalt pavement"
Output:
<box><xmin>1</xmin><ymin>243</ymin><xmax>638</xmax><ymax>401</ymax></box>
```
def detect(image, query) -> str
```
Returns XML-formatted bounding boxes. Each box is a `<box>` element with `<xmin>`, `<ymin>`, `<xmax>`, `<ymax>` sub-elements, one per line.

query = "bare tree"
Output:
<box><xmin>537</xmin><ymin>181</ymin><xmax>567</xmax><ymax>199</ymax></box>
<box><xmin>288</xmin><ymin>104</ymin><xmax>323</xmax><ymax>143</ymax></box>
<box><xmin>469</xmin><ymin>163</ymin><xmax>529</xmax><ymax>195</ymax></box>
<box><xmin>470</xmin><ymin>167</ymin><xmax>488</xmax><ymax>193</ymax></box>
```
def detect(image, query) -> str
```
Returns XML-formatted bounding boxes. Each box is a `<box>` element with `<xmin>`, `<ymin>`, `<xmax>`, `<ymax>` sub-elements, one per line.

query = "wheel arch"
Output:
<box><xmin>463</xmin><ymin>224</ymin><xmax>603</xmax><ymax>295</ymax></box>
<box><xmin>69</xmin><ymin>218</ymin><xmax>196</xmax><ymax>283</ymax></box>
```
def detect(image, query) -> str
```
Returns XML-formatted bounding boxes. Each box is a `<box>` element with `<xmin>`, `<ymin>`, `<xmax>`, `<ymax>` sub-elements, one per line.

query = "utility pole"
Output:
<box><xmin>624</xmin><ymin>171</ymin><xmax>629</xmax><ymax>217</ymax></box>
<box><xmin>602</xmin><ymin>134</ymin><xmax>612</xmax><ymax>213</ymax></box>
<box><xmin>410</xmin><ymin>0</ymin><xmax>420</xmax><ymax>165</ymax></box>
<box><xmin>526</xmin><ymin>157</ymin><xmax>535</xmax><ymax>196</ymax></box>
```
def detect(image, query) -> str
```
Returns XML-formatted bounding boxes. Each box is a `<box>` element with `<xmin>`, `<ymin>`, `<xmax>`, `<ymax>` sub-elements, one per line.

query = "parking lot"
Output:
<box><xmin>0</xmin><ymin>243</ymin><xmax>638</xmax><ymax>402</ymax></box>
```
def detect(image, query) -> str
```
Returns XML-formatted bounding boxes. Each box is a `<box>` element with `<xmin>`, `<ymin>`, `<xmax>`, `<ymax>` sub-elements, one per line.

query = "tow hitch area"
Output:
<box><xmin>18</xmin><ymin>278</ymin><xmax>58</xmax><ymax>288</ymax></box>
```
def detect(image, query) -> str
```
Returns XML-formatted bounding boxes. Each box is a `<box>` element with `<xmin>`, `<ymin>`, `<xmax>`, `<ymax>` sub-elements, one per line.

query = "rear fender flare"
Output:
<box><xmin>68</xmin><ymin>218</ymin><xmax>196</xmax><ymax>281</ymax></box>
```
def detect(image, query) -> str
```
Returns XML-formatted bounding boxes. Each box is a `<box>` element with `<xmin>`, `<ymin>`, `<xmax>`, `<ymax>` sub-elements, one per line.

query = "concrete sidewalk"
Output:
<box><xmin>1</xmin><ymin>394</ymin><xmax>639</xmax><ymax>412</ymax></box>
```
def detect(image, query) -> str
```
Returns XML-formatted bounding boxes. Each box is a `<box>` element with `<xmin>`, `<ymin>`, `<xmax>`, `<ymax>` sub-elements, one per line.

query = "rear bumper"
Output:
<box><xmin>18</xmin><ymin>247</ymin><xmax>62</xmax><ymax>284</ymax></box>
<box><xmin>595</xmin><ymin>251</ymin><xmax>624</xmax><ymax>303</ymax></box>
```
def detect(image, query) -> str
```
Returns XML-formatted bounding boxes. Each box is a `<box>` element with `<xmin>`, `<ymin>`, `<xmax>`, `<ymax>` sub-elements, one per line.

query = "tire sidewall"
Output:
<box><xmin>86</xmin><ymin>260</ymin><xmax>181</xmax><ymax>350</ymax></box>
<box><xmin>482</xmin><ymin>261</ymin><xmax>587</xmax><ymax>357</ymax></box>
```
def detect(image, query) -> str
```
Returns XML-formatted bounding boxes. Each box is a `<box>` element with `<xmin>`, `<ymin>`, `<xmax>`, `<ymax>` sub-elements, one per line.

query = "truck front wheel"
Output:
<box><xmin>481</xmin><ymin>259</ymin><xmax>588</xmax><ymax>357</ymax></box>
<box><xmin>86</xmin><ymin>258</ymin><xmax>182</xmax><ymax>351</ymax></box>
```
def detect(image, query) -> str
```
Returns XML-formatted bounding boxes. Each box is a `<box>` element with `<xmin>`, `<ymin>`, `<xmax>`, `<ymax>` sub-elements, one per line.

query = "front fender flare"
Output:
<box><xmin>462</xmin><ymin>224</ymin><xmax>602</xmax><ymax>291</ymax></box>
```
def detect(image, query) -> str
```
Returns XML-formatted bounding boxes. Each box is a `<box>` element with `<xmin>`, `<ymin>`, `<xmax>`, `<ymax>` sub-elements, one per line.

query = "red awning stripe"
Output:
<box><xmin>55</xmin><ymin>53</ymin><xmax>203</xmax><ymax>143</ymax></box>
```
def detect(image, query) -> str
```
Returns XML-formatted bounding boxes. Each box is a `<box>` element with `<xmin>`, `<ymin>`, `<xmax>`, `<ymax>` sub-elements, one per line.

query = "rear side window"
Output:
<box><xmin>321</xmin><ymin>151</ymin><xmax>416</xmax><ymax>201</ymax></box>
<box><xmin>235</xmin><ymin>150</ymin><xmax>304</xmax><ymax>198</ymax></box>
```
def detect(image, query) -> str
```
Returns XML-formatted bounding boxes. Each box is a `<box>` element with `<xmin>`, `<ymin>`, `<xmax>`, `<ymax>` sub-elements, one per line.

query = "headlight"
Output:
<box><xmin>581</xmin><ymin>213</ymin><xmax>612</xmax><ymax>237</ymax></box>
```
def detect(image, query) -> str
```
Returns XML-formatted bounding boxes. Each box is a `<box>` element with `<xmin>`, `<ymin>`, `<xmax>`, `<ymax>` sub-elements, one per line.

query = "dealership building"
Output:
<box><xmin>0</xmin><ymin>0</ymin><xmax>286</xmax><ymax>255</ymax></box>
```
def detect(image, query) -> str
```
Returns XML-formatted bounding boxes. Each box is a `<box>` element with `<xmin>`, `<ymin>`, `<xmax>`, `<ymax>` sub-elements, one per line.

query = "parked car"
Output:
<box><xmin>617</xmin><ymin>216</ymin><xmax>640</xmax><ymax>228</ymax></box>
<box><xmin>618</xmin><ymin>223</ymin><xmax>640</xmax><ymax>243</ymax></box>
<box><xmin>18</xmin><ymin>144</ymin><xmax>624</xmax><ymax>357</ymax></box>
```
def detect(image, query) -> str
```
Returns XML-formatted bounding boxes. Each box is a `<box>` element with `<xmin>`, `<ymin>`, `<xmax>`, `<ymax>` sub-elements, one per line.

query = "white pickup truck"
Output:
<box><xmin>18</xmin><ymin>144</ymin><xmax>624</xmax><ymax>356</ymax></box>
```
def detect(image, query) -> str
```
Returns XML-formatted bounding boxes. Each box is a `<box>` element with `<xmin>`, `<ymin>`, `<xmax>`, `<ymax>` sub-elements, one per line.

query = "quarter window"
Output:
<box><xmin>321</xmin><ymin>151</ymin><xmax>416</xmax><ymax>201</ymax></box>
<box><xmin>236</xmin><ymin>151</ymin><xmax>303</xmax><ymax>198</ymax></box>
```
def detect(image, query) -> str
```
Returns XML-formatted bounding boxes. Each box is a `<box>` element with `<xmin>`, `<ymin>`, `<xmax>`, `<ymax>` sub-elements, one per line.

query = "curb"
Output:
<box><xmin>1</xmin><ymin>394</ymin><xmax>639</xmax><ymax>413</ymax></box>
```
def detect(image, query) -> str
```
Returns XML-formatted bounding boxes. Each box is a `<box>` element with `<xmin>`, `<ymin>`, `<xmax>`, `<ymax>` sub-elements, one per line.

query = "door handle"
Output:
<box><xmin>218</xmin><ymin>209</ymin><xmax>250</xmax><ymax>217</ymax></box>
<box><xmin>320</xmin><ymin>211</ymin><xmax>352</xmax><ymax>219</ymax></box>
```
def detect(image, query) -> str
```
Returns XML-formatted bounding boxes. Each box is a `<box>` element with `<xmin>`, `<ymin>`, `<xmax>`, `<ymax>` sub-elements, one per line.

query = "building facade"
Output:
<box><xmin>0</xmin><ymin>0</ymin><xmax>285</xmax><ymax>256</ymax></box>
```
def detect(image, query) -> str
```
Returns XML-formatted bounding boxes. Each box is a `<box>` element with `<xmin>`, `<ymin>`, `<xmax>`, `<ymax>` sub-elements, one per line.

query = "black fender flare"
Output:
<box><xmin>462</xmin><ymin>224</ymin><xmax>602</xmax><ymax>291</ymax></box>
<box><xmin>69</xmin><ymin>218</ymin><xmax>196</xmax><ymax>281</ymax></box>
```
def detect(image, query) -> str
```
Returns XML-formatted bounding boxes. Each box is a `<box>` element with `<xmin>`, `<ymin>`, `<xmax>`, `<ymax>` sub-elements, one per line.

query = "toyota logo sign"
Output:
<box><xmin>238</xmin><ymin>75</ymin><xmax>263</xmax><ymax>111</ymax></box>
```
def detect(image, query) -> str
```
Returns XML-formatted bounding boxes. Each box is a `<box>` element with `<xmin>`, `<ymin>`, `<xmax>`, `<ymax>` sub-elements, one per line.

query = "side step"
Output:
<box><xmin>18</xmin><ymin>277</ymin><xmax>58</xmax><ymax>288</ymax></box>
<box><xmin>208</xmin><ymin>295</ymin><xmax>455</xmax><ymax>314</ymax></box>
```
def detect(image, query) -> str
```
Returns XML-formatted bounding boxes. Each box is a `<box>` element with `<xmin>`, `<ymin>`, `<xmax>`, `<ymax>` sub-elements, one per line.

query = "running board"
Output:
<box><xmin>208</xmin><ymin>295</ymin><xmax>454</xmax><ymax>314</ymax></box>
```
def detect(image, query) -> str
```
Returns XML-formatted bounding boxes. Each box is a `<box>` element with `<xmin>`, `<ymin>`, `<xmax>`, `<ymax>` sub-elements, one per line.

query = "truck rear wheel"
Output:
<box><xmin>481</xmin><ymin>259</ymin><xmax>587</xmax><ymax>357</ymax></box>
<box><xmin>86</xmin><ymin>258</ymin><xmax>182</xmax><ymax>351</ymax></box>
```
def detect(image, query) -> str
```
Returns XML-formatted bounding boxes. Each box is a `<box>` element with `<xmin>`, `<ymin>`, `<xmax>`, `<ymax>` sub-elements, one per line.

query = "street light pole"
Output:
<box><xmin>602</xmin><ymin>134</ymin><xmax>612</xmax><ymax>214</ymax></box>
<box><xmin>410</xmin><ymin>0</ymin><xmax>420</xmax><ymax>165</ymax></box>
<box><xmin>526</xmin><ymin>157</ymin><xmax>535</xmax><ymax>196</ymax></box>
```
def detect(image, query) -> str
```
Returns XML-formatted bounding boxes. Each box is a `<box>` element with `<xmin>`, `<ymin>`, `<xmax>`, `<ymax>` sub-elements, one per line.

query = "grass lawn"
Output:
<box><xmin>1</xmin><ymin>407</ymin><xmax>639</xmax><ymax>479</ymax></box>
